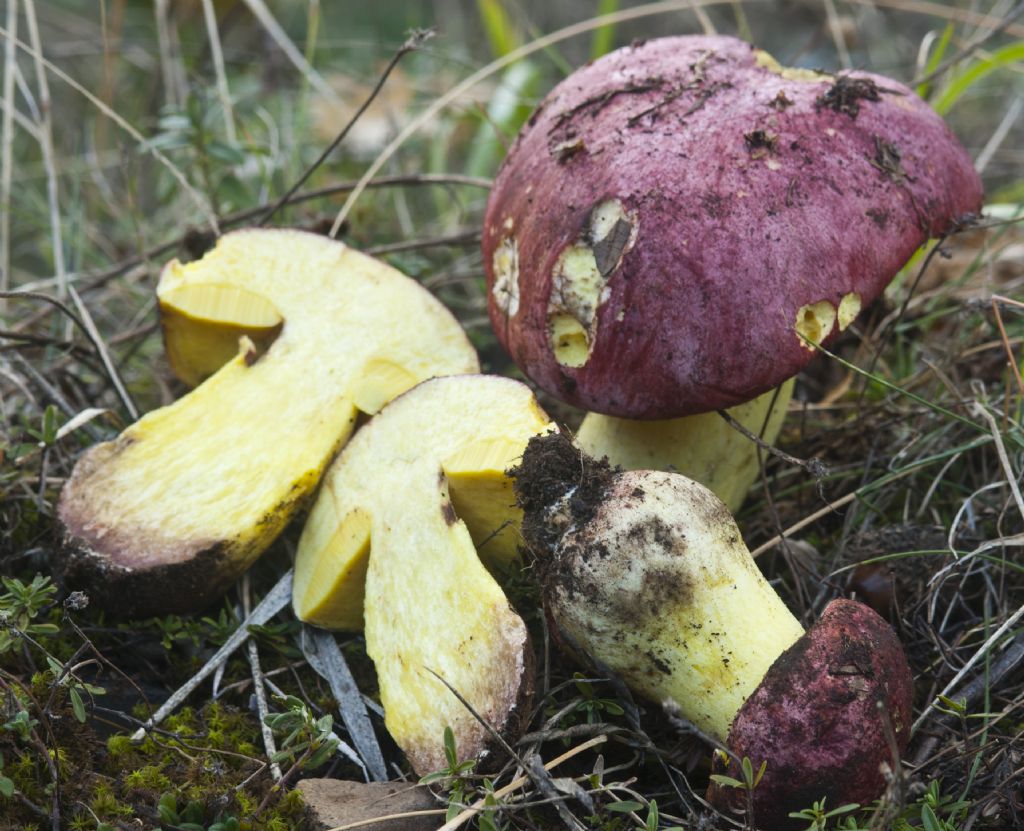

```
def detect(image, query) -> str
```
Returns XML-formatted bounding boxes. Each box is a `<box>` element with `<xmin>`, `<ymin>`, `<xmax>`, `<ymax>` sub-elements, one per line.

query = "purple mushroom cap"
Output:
<box><xmin>483</xmin><ymin>35</ymin><xmax>983</xmax><ymax>418</ymax></box>
<box><xmin>707</xmin><ymin>598</ymin><xmax>913</xmax><ymax>829</ymax></box>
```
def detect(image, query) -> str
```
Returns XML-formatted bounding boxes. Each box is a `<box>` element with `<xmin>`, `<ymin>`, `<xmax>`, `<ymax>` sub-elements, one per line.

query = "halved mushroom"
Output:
<box><xmin>57</xmin><ymin>229</ymin><xmax>479</xmax><ymax>617</ymax></box>
<box><xmin>293</xmin><ymin>375</ymin><xmax>554</xmax><ymax>774</ymax></box>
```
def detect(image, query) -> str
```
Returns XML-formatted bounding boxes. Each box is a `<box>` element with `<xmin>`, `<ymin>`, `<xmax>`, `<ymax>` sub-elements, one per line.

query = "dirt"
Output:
<box><xmin>815</xmin><ymin>75</ymin><xmax>881</xmax><ymax>118</ymax></box>
<box><xmin>508</xmin><ymin>431</ymin><xmax>614</xmax><ymax>557</ymax></box>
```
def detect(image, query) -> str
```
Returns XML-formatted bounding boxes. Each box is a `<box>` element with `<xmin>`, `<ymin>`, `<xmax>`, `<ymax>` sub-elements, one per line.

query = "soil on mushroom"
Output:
<box><xmin>509</xmin><ymin>430</ymin><xmax>615</xmax><ymax>555</ymax></box>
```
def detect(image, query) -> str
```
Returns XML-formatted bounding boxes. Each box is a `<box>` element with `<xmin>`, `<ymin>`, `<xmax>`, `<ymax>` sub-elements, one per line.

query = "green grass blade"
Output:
<box><xmin>477</xmin><ymin>0</ymin><xmax>519</xmax><ymax>58</ymax></box>
<box><xmin>590</xmin><ymin>0</ymin><xmax>620</xmax><ymax>59</ymax></box>
<box><xmin>933</xmin><ymin>41</ymin><xmax>1024</xmax><ymax>115</ymax></box>
<box><xmin>916</xmin><ymin>23</ymin><xmax>954</xmax><ymax>99</ymax></box>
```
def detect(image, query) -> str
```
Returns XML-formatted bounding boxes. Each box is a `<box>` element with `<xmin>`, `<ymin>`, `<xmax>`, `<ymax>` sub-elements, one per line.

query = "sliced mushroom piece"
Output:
<box><xmin>57</xmin><ymin>229</ymin><xmax>479</xmax><ymax>617</ymax></box>
<box><xmin>293</xmin><ymin>375</ymin><xmax>554</xmax><ymax>774</ymax></box>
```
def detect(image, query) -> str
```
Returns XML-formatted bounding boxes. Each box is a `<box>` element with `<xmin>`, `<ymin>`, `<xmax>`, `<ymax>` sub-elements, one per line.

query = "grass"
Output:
<box><xmin>1</xmin><ymin>1</ymin><xmax>1022</xmax><ymax>829</ymax></box>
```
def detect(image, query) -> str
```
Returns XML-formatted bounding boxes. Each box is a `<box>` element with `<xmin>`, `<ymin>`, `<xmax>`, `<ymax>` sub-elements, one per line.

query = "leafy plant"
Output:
<box><xmin>788</xmin><ymin>797</ymin><xmax>860</xmax><ymax>831</ymax></box>
<box><xmin>0</xmin><ymin>575</ymin><xmax>58</xmax><ymax>654</ymax></box>
<box><xmin>264</xmin><ymin>694</ymin><xmax>339</xmax><ymax>771</ymax></box>
<box><xmin>420</xmin><ymin>726</ymin><xmax>480</xmax><ymax>822</ymax></box>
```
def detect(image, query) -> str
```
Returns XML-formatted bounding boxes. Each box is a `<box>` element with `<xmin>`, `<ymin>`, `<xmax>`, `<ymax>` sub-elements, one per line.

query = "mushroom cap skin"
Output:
<box><xmin>707</xmin><ymin>598</ymin><xmax>913</xmax><ymax>829</ymax></box>
<box><xmin>483</xmin><ymin>35</ymin><xmax>983</xmax><ymax>418</ymax></box>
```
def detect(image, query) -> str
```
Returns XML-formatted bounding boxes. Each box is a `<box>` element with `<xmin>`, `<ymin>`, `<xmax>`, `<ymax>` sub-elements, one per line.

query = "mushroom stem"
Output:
<box><xmin>576</xmin><ymin>380</ymin><xmax>793</xmax><ymax>513</ymax></box>
<box><xmin>512</xmin><ymin>432</ymin><xmax>913</xmax><ymax>827</ymax></box>
<box><xmin>512</xmin><ymin>431</ymin><xmax>803</xmax><ymax>740</ymax></box>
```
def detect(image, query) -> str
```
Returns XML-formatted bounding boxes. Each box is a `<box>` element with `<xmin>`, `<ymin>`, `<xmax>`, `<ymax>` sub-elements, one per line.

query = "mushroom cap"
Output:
<box><xmin>707</xmin><ymin>598</ymin><xmax>913</xmax><ymax>829</ymax></box>
<box><xmin>483</xmin><ymin>35</ymin><xmax>983</xmax><ymax>418</ymax></box>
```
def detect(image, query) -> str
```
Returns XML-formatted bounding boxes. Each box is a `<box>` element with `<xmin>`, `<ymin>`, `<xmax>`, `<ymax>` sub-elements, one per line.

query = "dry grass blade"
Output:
<box><xmin>200</xmin><ymin>0</ymin><xmax>237</xmax><ymax>145</ymax></box>
<box><xmin>327</xmin><ymin>0</ymin><xmax>743</xmax><ymax>235</ymax></box>
<box><xmin>22</xmin><ymin>0</ymin><xmax>66</xmax><ymax>306</ymax></box>
<box><xmin>300</xmin><ymin>626</ymin><xmax>387</xmax><ymax>782</ymax></box>
<box><xmin>0</xmin><ymin>0</ymin><xmax>16</xmax><ymax>298</ymax></box>
<box><xmin>0</xmin><ymin>22</ymin><xmax>219</xmax><ymax>232</ymax></box>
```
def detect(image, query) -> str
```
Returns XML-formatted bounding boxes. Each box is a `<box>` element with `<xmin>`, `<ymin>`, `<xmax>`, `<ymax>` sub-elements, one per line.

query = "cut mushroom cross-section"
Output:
<box><xmin>293</xmin><ymin>375</ymin><xmax>554</xmax><ymax>775</ymax></box>
<box><xmin>57</xmin><ymin>229</ymin><xmax>479</xmax><ymax>617</ymax></box>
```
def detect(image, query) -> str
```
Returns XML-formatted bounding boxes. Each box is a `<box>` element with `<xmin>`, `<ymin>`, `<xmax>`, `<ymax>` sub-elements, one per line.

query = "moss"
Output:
<box><xmin>106</xmin><ymin>734</ymin><xmax>133</xmax><ymax>756</ymax></box>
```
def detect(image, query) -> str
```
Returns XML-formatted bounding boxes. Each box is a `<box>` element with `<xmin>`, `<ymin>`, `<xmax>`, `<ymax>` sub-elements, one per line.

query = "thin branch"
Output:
<box><xmin>260</xmin><ymin>29</ymin><xmax>433</xmax><ymax>227</ymax></box>
<box><xmin>717</xmin><ymin>407</ymin><xmax>828</xmax><ymax>480</ymax></box>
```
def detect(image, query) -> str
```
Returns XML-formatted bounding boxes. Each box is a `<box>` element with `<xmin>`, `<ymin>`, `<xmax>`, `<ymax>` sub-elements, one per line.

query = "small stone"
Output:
<box><xmin>297</xmin><ymin>779</ymin><xmax>442</xmax><ymax>831</ymax></box>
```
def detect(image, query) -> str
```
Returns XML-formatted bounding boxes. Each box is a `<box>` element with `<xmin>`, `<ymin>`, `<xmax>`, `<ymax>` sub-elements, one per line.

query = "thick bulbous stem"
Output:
<box><xmin>576</xmin><ymin>380</ymin><xmax>793</xmax><ymax>513</ymax></box>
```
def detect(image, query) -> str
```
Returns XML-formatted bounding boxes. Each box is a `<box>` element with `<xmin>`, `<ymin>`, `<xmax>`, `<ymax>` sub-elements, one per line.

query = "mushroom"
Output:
<box><xmin>511</xmin><ymin>431</ymin><xmax>913</xmax><ymax>828</ymax></box>
<box><xmin>292</xmin><ymin>375</ymin><xmax>554</xmax><ymax>774</ymax></box>
<box><xmin>483</xmin><ymin>35</ymin><xmax>982</xmax><ymax>510</ymax></box>
<box><xmin>57</xmin><ymin>229</ymin><xmax>479</xmax><ymax>617</ymax></box>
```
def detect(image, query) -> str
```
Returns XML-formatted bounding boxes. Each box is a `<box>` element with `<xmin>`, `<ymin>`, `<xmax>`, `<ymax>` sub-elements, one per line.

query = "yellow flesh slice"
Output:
<box><xmin>292</xmin><ymin>376</ymin><xmax>554</xmax><ymax>773</ymax></box>
<box><xmin>60</xmin><ymin>229</ymin><xmax>479</xmax><ymax>582</ymax></box>
<box><xmin>160</xmin><ymin>283</ymin><xmax>283</xmax><ymax>387</ymax></box>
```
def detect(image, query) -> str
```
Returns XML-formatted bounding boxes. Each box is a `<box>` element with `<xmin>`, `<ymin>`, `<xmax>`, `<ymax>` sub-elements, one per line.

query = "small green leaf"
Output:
<box><xmin>709</xmin><ymin>775</ymin><xmax>745</xmax><ymax>789</ymax></box>
<box><xmin>443</xmin><ymin>725</ymin><xmax>457</xmax><ymax>768</ymax></box>
<box><xmin>70</xmin><ymin>687</ymin><xmax>86</xmax><ymax>722</ymax></box>
<box><xmin>921</xmin><ymin>804</ymin><xmax>943</xmax><ymax>831</ymax></box>
<box><xmin>607</xmin><ymin>800</ymin><xmax>644</xmax><ymax>813</ymax></box>
<box><xmin>0</xmin><ymin>776</ymin><xmax>14</xmax><ymax>798</ymax></box>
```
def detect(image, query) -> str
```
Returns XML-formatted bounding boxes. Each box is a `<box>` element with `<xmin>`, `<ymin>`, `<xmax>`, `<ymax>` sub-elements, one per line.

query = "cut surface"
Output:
<box><xmin>293</xmin><ymin>376</ymin><xmax>553</xmax><ymax>774</ymax></box>
<box><xmin>483</xmin><ymin>35</ymin><xmax>983</xmax><ymax>417</ymax></box>
<box><xmin>160</xmin><ymin>283</ymin><xmax>283</xmax><ymax>387</ymax></box>
<box><xmin>58</xmin><ymin>229</ymin><xmax>479</xmax><ymax>617</ymax></box>
<box><xmin>576</xmin><ymin>380</ymin><xmax>793</xmax><ymax>512</ymax></box>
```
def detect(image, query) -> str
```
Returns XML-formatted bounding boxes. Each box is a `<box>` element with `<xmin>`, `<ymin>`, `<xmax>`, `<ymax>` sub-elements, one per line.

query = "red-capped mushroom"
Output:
<box><xmin>485</xmin><ymin>35</ymin><xmax>982</xmax><ymax>510</ymax></box>
<box><xmin>511</xmin><ymin>431</ymin><xmax>913</xmax><ymax>828</ymax></box>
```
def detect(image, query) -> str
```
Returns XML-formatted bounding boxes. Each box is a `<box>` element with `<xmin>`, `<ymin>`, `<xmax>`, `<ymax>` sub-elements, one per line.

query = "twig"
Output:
<box><xmin>260</xmin><ymin>29</ymin><xmax>432</xmax><ymax>227</ymax></box>
<box><xmin>366</xmin><ymin>229</ymin><xmax>480</xmax><ymax>257</ymax></box>
<box><xmin>131</xmin><ymin>571</ymin><xmax>293</xmax><ymax>741</ymax></box>
<box><xmin>717</xmin><ymin>407</ymin><xmax>828</xmax><ymax>480</ymax></box>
